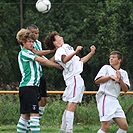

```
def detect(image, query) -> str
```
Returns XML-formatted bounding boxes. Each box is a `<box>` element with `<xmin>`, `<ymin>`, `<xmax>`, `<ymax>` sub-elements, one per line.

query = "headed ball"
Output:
<box><xmin>36</xmin><ymin>0</ymin><xmax>51</xmax><ymax>13</ymax></box>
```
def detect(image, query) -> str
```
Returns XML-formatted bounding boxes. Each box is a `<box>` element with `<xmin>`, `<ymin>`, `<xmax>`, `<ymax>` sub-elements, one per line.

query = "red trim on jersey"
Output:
<box><xmin>73</xmin><ymin>76</ymin><xmax>76</xmax><ymax>97</ymax></box>
<box><xmin>102</xmin><ymin>95</ymin><xmax>106</xmax><ymax>116</ymax></box>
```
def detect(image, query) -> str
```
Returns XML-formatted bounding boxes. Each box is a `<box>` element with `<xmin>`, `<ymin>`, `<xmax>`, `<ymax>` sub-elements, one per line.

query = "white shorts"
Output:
<box><xmin>96</xmin><ymin>94</ymin><xmax>126</xmax><ymax>122</ymax></box>
<box><xmin>62</xmin><ymin>75</ymin><xmax>85</xmax><ymax>103</ymax></box>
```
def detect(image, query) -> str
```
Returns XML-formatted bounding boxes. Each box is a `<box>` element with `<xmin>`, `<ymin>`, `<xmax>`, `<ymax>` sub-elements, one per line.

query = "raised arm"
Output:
<box><xmin>80</xmin><ymin>45</ymin><xmax>96</xmax><ymax>63</ymax></box>
<box><xmin>62</xmin><ymin>46</ymin><xmax>83</xmax><ymax>63</ymax></box>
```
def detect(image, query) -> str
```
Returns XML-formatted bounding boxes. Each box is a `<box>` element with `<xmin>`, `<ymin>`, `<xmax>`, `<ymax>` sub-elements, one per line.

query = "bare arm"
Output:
<box><xmin>35</xmin><ymin>56</ymin><xmax>62</xmax><ymax>70</ymax></box>
<box><xmin>49</xmin><ymin>56</ymin><xmax>55</xmax><ymax>62</ymax></box>
<box><xmin>62</xmin><ymin>46</ymin><xmax>83</xmax><ymax>63</ymax></box>
<box><xmin>80</xmin><ymin>45</ymin><xmax>96</xmax><ymax>63</ymax></box>
<box><xmin>116</xmin><ymin>70</ymin><xmax>129</xmax><ymax>92</ymax></box>
<box><xmin>32</xmin><ymin>48</ymin><xmax>55</xmax><ymax>56</ymax></box>
<box><xmin>119</xmin><ymin>79</ymin><xmax>129</xmax><ymax>92</ymax></box>
<box><xmin>95</xmin><ymin>70</ymin><xmax>129</xmax><ymax>92</ymax></box>
<box><xmin>95</xmin><ymin>75</ymin><xmax>119</xmax><ymax>84</ymax></box>
<box><xmin>95</xmin><ymin>76</ymin><xmax>112</xmax><ymax>84</ymax></box>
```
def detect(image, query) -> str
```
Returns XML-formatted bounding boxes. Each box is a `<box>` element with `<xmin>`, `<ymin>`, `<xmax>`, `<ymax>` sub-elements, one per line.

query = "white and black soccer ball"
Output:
<box><xmin>36</xmin><ymin>0</ymin><xmax>51</xmax><ymax>13</ymax></box>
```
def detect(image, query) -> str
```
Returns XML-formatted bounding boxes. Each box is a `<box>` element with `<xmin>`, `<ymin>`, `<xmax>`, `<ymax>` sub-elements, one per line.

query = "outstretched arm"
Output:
<box><xmin>35</xmin><ymin>56</ymin><xmax>62</xmax><ymax>70</ymax></box>
<box><xmin>80</xmin><ymin>45</ymin><xmax>96</xmax><ymax>63</ymax></box>
<box><xmin>32</xmin><ymin>48</ymin><xmax>55</xmax><ymax>56</ymax></box>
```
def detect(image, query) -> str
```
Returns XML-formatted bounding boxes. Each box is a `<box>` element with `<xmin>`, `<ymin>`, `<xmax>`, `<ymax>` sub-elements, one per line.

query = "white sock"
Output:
<box><xmin>39</xmin><ymin>106</ymin><xmax>45</xmax><ymax>119</ymax></box>
<box><xmin>116</xmin><ymin>128</ymin><xmax>127</xmax><ymax>133</ymax></box>
<box><xmin>17</xmin><ymin>116</ymin><xmax>28</xmax><ymax>133</ymax></box>
<box><xmin>97</xmin><ymin>129</ymin><xmax>106</xmax><ymax>133</ymax></box>
<box><xmin>60</xmin><ymin>110</ymin><xmax>66</xmax><ymax>130</ymax></box>
<box><xmin>30</xmin><ymin>116</ymin><xmax>40</xmax><ymax>132</ymax></box>
<box><xmin>65</xmin><ymin>110</ymin><xmax>74</xmax><ymax>133</ymax></box>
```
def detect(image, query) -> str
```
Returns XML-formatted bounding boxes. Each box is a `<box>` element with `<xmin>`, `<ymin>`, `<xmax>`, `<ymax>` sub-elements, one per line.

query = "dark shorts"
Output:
<box><xmin>19</xmin><ymin>86</ymin><xmax>40</xmax><ymax>114</ymax></box>
<box><xmin>38</xmin><ymin>76</ymin><xmax>47</xmax><ymax>97</ymax></box>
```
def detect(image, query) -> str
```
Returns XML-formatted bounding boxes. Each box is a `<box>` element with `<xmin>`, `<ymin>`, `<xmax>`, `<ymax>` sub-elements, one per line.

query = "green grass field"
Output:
<box><xmin>0</xmin><ymin>95</ymin><xmax>133</xmax><ymax>133</ymax></box>
<box><xmin>0</xmin><ymin>124</ymin><xmax>133</xmax><ymax>133</ymax></box>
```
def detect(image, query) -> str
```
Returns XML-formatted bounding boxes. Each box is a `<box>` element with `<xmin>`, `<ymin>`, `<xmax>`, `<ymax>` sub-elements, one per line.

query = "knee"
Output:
<box><xmin>41</xmin><ymin>100</ymin><xmax>47</xmax><ymax>106</ymax></box>
<box><xmin>67</xmin><ymin>102</ymin><xmax>77</xmax><ymax>112</ymax></box>
<box><xmin>101</xmin><ymin>122</ymin><xmax>110</xmax><ymax>132</ymax></box>
<box><xmin>39</xmin><ymin>98</ymin><xmax>47</xmax><ymax>106</ymax></box>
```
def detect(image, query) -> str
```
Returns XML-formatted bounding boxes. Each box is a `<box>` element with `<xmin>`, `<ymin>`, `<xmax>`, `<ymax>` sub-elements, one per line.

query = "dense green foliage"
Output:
<box><xmin>0</xmin><ymin>0</ymin><xmax>133</xmax><ymax>90</ymax></box>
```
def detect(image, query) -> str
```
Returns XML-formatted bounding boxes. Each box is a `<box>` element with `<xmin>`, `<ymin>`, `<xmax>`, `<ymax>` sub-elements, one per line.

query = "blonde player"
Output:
<box><xmin>95</xmin><ymin>51</ymin><xmax>130</xmax><ymax>133</ymax></box>
<box><xmin>44</xmin><ymin>31</ymin><xmax>96</xmax><ymax>133</ymax></box>
<box><xmin>16</xmin><ymin>29</ymin><xmax>62</xmax><ymax>133</ymax></box>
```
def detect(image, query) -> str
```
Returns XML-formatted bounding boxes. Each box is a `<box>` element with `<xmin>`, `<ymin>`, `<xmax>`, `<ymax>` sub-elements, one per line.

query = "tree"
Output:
<box><xmin>0</xmin><ymin>0</ymin><xmax>132</xmax><ymax>90</ymax></box>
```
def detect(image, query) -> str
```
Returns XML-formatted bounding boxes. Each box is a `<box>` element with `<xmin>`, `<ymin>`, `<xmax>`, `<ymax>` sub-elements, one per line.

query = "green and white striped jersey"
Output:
<box><xmin>34</xmin><ymin>40</ymin><xmax>43</xmax><ymax>77</ymax></box>
<box><xmin>18</xmin><ymin>48</ymin><xmax>41</xmax><ymax>87</ymax></box>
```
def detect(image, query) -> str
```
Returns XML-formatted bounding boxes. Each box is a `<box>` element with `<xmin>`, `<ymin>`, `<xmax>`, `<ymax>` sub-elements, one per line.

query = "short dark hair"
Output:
<box><xmin>27</xmin><ymin>24</ymin><xmax>38</xmax><ymax>30</ymax></box>
<box><xmin>44</xmin><ymin>31</ymin><xmax>59</xmax><ymax>50</ymax></box>
<box><xmin>110</xmin><ymin>51</ymin><xmax>123</xmax><ymax>60</ymax></box>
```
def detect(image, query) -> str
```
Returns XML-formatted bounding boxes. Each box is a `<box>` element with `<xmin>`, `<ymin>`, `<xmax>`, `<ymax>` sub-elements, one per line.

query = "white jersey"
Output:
<box><xmin>55</xmin><ymin>44</ymin><xmax>83</xmax><ymax>81</ymax></box>
<box><xmin>95</xmin><ymin>65</ymin><xmax>130</xmax><ymax>98</ymax></box>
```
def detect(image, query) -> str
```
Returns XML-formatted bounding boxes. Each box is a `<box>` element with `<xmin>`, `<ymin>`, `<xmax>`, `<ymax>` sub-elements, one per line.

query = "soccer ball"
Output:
<box><xmin>36</xmin><ymin>0</ymin><xmax>51</xmax><ymax>13</ymax></box>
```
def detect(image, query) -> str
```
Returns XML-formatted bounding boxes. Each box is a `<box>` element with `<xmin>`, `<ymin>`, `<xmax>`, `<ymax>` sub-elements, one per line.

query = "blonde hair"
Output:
<box><xmin>16</xmin><ymin>28</ymin><xmax>35</xmax><ymax>46</ymax></box>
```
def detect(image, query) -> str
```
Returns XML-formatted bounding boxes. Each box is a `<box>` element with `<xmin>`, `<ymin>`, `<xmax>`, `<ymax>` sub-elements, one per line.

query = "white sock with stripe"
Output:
<box><xmin>39</xmin><ymin>106</ymin><xmax>45</xmax><ymax>119</ymax></box>
<box><xmin>17</xmin><ymin>116</ymin><xmax>28</xmax><ymax>133</ymax></box>
<box><xmin>30</xmin><ymin>116</ymin><xmax>40</xmax><ymax>132</ymax></box>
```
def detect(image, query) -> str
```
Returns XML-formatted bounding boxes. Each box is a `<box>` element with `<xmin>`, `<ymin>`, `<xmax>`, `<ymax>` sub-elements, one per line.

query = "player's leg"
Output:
<box><xmin>96</xmin><ymin>95</ymin><xmax>117</xmax><ymax>133</ymax></box>
<box><xmin>65</xmin><ymin>102</ymin><xmax>77</xmax><ymax>133</ymax></box>
<box><xmin>65</xmin><ymin>75</ymin><xmax>84</xmax><ymax>133</ymax></box>
<box><xmin>60</xmin><ymin>110</ymin><xmax>66</xmax><ymax>132</ymax></box>
<box><xmin>114</xmin><ymin>118</ymin><xmax>128</xmax><ymax>133</ymax></box>
<box><xmin>17</xmin><ymin>114</ymin><xmax>29</xmax><ymax>133</ymax></box>
<box><xmin>17</xmin><ymin>87</ymin><xmax>29</xmax><ymax>132</ymax></box>
<box><xmin>97</xmin><ymin>121</ymin><xmax>110</xmax><ymax>133</ymax></box>
<box><xmin>114</xmin><ymin>101</ymin><xmax>128</xmax><ymax>133</ymax></box>
<box><xmin>29</xmin><ymin>87</ymin><xmax>40</xmax><ymax>132</ymax></box>
<box><xmin>38</xmin><ymin>76</ymin><xmax>47</xmax><ymax>119</ymax></box>
<box><xmin>30</xmin><ymin>113</ymin><xmax>40</xmax><ymax>132</ymax></box>
<box><xmin>60</xmin><ymin>75</ymin><xmax>84</xmax><ymax>133</ymax></box>
<box><xmin>38</xmin><ymin>97</ymin><xmax>47</xmax><ymax>118</ymax></box>
<box><xmin>17</xmin><ymin>86</ymin><xmax>34</xmax><ymax>133</ymax></box>
<box><xmin>59</xmin><ymin>102</ymin><xmax>76</xmax><ymax>133</ymax></box>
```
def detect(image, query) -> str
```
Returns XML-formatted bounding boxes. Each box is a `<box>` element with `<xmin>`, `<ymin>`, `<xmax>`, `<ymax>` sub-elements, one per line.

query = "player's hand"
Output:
<box><xmin>50</xmin><ymin>49</ymin><xmax>56</xmax><ymax>53</ymax></box>
<box><xmin>110</xmin><ymin>75</ymin><xmax>119</xmax><ymax>83</ymax></box>
<box><xmin>75</xmin><ymin>46</ymin><xmax>83</xmax><ymax>53</ymax></box>
<box><xmin>116</xmin><ymin>70</ymin><xmax>121</xmax><ymax>80</ymax></box>
<box><xmin>90</xmin><ymin>45</ymin><xmax>96</xmax><ymax>53</ymax></box>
